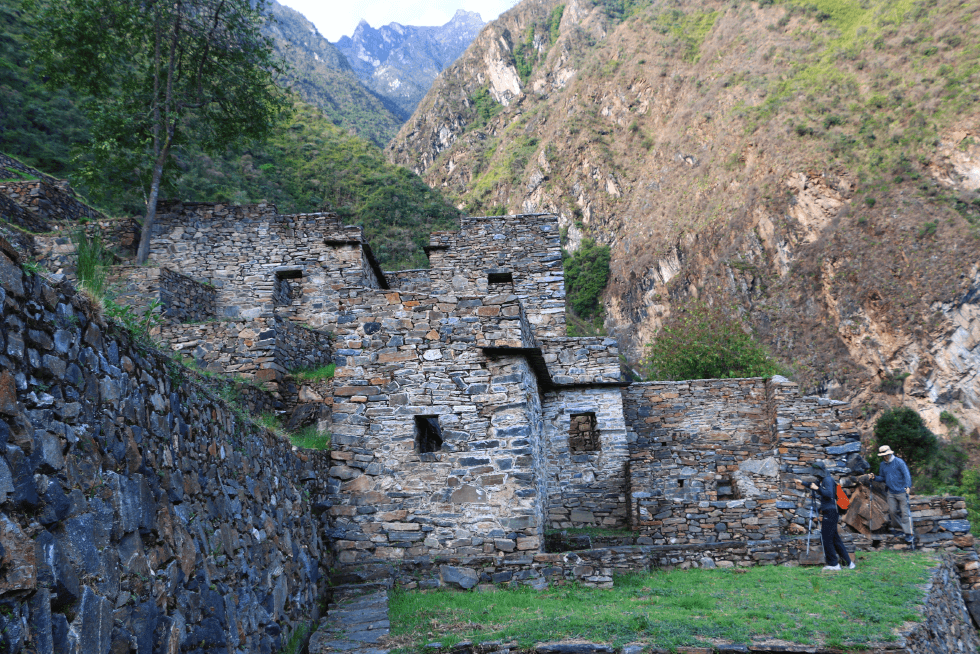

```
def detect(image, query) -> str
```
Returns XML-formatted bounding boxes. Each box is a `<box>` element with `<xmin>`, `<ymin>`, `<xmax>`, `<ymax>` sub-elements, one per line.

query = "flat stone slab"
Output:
<box><xmin>346</xmin><ymin>629</ymin><xmax>390</xmax><ymax>643</ymax></box>
<box><xmin>536</xmin><ymin>644</ymin><xmax>615</xmax><ymax>654</ymax></box>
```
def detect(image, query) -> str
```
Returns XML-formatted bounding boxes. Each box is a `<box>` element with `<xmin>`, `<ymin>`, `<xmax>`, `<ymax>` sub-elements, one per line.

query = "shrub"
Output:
<box><xmin>871</xmin><ymin>407</ymin><xmax>937</xmax><ymax>476</ymax></box>
<box><xmin>563</xmin><ymin>238</ymin><xmax>611</xmax><ymax>318</ymax></box>
<box><xmin>643</xmin><ymin>299</ymin><xmax>781</xmax><ymax>381</ymax></box>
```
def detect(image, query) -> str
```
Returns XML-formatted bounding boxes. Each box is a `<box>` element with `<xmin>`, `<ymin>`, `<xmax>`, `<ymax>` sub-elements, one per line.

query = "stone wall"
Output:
<box><xmin>0</xmin><ymin>189</ymin><xmax>48</xmax><ymax>233</ymax></box>
<box><xmin>541</xmin><ymin>337</ymin><xmax>621</xmax><ymax>384</ymax></box>
<box><xmin>426</xmin><ymin>215</ymin><xmax>565</xmax><ymax>338</ymax></box>
<box><xmin>0</xmin><ymin>244</ymin><xmax>332</xmax><ymax>654</ymax></box>
<box><xmin>160</xmin><ymin>313</ymin><xmax>331</xmax><ymax>391</ymax></box>
<box><xmin>148</xmin><ymin>202</ymin><xmax>385</xmax><ymax>325</ymax></box>
<box><xmin>624</xmin><ymin>379</ymin><xmax>782</xmax><ymax>543</ymax></box>
<box><xmin>0</xmin><ymin>179</ymin><xmax>106</xmax><ymax>224</ymax></box>
<box><xmin>160</xmin><ymin>267</ymin><xmax>217</xmax><ymax>322</ymax></box>
<box><xmin>771</xmin><ymin>380</ymin><xmax>863</xmax><ymax>533</ymax></box>
<box><xmin>622</xmin><ymin>378</ymin><xmax>863</xmax><ymax>544</ymax></box>
<box><xmin>387</xmin><ymin>269</ymin><xmax>432</xmax><ymax>292</ymax></box>
<box><xmin>902</xmin><ymin>556</ymin><xmax>980</xmax><ymax>653</ymax></box>
<box><xmin>0</xmin><ymin>153</ymin><xmax>54</xmax><ymax>183</ymax></box>
<box><xmin>544</xmin><ymin>388</ymin><xmax>630</xmax><ymax>529</ymax></box>
<box><xmin>325</xmin><ymin>286</ymin><xmax>547</xmax><ymax>564</ymax></box>
<box><xmin>275</xmin><ymin>318</ymin><xmax>334</xmax><ymax>375</ymax></box>
<box><xmin>108</xmin><ymin>265</ymin><xmax>217</xmax><ymax>324</ymax></box>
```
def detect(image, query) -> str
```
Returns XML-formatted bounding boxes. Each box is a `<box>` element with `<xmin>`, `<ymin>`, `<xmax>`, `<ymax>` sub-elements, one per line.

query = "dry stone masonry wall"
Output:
<box><xmin>427</xmin><ymin>215</ymin><xmax>565</xmax><ymax>338</ymax></box>
<box><xmin>6</xmin><ymin>191</ymin><xmax>977</xmax><ymax>649</ymax></box>
<box><xmin>0</xmin><ymin>242</ymin><xmax>332</xmax><ymax>654</ymax></box>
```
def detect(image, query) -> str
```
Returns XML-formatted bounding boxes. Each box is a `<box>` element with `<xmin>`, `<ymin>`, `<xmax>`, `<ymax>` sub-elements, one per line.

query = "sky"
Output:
<box><xmin>280</xmin><ymin>0</ymin><xmax>520</xmax><ymax>42</ymax></box>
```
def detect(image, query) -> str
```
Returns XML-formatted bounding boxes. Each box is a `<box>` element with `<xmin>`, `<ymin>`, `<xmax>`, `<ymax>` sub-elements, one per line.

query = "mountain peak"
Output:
<box><xmin>451</xmin><ymin>9</ymin><xmax>483</xmax><ymax>22</ymax></box>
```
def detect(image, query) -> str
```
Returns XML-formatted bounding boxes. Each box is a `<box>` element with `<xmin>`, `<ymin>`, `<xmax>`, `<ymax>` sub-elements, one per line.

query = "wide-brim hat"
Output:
<box><xmin>878</xmin><ymin>445</ymin><xmax>894</xmax><ymax>457</ymax></box>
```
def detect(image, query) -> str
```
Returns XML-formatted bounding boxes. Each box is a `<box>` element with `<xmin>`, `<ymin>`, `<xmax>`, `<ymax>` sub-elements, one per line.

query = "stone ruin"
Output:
<box><xmin>128</xmin><ymin>202</ymin><xmax>976</xmax><ymax>568</ymax></box>
<box><xmin>1</xmin><ymin>189</ymin><xmax>979</xmax><ymax>652</ymax></box>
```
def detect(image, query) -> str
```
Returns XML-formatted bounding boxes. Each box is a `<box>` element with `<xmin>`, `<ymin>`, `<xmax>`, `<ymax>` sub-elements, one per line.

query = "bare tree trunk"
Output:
<box><xmin>135</xmin><ymin>142</ymin><xmax>171</xmax><ymax>265</ymax></box>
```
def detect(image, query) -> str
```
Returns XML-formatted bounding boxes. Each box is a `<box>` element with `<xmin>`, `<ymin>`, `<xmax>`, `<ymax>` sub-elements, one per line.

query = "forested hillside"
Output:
<box><xmin>389</xmin><ymin>0</ymin><xmax>980</xmax><ymax>437</ymax></box>
<box><xmin>0</xmin><ymin>2</ymin><xmax>459</xmax><ymax>270</ymax></box>
<box><xmin>263</xmin><ymin>0</ymin><xmax>405</xmax><ymax>145</ymax></box>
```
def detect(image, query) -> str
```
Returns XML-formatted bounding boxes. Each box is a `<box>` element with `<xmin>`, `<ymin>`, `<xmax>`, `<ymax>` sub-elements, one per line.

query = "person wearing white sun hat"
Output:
<box><xmin>870</xmin><ymin>444</ymin><xmax>914</xmax><ymax>544</ymax></box>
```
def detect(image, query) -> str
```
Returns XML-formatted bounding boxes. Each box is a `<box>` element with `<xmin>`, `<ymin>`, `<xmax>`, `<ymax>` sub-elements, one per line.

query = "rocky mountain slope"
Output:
<box><xmin>334</xmin><ymin>10</ymin><xmax>486</xmax><ymax>119</ymax></box>
<box><xmin>387</xmin><ymin>0</ymin><xmax>980</xmax><ymax>437</ymax></box>
<box><xmin>263</xmin><ymin>0</ymin><xmax>404</xmax><ymax>145</ymax></box>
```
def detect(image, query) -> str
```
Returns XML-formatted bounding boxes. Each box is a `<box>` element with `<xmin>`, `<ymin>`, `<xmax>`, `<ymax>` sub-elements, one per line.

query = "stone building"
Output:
<box><xmin>134</xmin><ymin>203</ymin><xmax>972</xmax><ymax>568</ymax></box>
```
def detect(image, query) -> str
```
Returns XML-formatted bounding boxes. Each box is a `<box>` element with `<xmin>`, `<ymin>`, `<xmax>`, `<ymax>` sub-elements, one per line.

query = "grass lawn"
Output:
<box><xmin>388</xmin><ymin>551</ymin><xmax>935</xmax><ymax>652</ymax></box>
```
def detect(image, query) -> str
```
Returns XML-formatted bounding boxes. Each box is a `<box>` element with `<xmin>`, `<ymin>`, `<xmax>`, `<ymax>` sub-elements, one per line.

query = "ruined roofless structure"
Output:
<box><xmin>136</xmin><ymin>202</ymin><xmax>971</xmax><ymax>568</ymax></box>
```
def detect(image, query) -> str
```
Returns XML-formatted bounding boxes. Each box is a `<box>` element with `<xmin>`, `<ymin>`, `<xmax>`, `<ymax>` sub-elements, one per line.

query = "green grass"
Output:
<box><xmin>73</xmin><ymin>230</ymin><xmax>113</xmax><ymax>298</ymax></box>
<box><xmin>280</xmin><ymin>621</ymin><xmax>311</xmax><ymax>654</ymax></box>
<box><xmin>289</xmin><ymin>425</ymin><xmax>331</xmax><ymax>450</ymax></box>
<box><xmin>389</xmin><ymin>551</ymin><xmax>934</xmax><ymax>652</ymax></box>
<box><xmin>255</xmin><ymin>412</ymin><xmax>285</xmax><ymax>435</ymax></box>
<box><xmin>291</xmin><ymin>363</ymin><xmax>336</xmax><ymax>382</ymax></box>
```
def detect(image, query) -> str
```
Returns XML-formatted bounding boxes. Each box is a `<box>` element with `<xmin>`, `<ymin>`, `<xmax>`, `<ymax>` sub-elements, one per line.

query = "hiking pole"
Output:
<box><xmin>906</xmin><ymin>490</ymin><xmax>915</xmax><ymax>551</ymax></box>
<box><xmin>806</xmin><ymin>489</ymin><xmax>816</xmax><ymax>554</ymax></box>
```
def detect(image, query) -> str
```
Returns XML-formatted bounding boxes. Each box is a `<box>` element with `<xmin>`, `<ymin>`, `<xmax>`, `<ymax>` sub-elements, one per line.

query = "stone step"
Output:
<box><xmin>309</xmin><ymin>586</ymin><xmax>391</xmax><ymax>654</ymax></box>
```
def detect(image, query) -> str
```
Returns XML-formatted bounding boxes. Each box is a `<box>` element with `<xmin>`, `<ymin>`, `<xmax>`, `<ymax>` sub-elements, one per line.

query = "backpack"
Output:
<box><xmin>836</xmin><ymin>483</ymin><xmax>850</xmax><ymax>511</ymax></box>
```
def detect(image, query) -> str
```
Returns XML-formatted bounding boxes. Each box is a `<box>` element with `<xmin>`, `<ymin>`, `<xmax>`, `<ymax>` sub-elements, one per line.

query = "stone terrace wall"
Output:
<box><xmin>903</xmin><ymin>557</ymin><xmax>980</xmax><ymax>654</ymax></box>
<box><xmin>148</xmin><ymin>203</ymin><xmax>380</xmax><ymax>325</ymax></box>
<box><xmin>161</xmin><ymin>314</ymin><xmax>330</xmax><ymax>390</ymax></box>
<box><xmin>0</xmin><ymin>179</ymin><xmax>106</xmax><ymax>224</ymax></box>
<box><xmin>160</xmin><ymin>267</ymin><xmax>216</xmax><ymax>322</ymax></box>
<box><xmin>426</xmin><ymin>215</ymin><xmax>565</xmax><ymax>338</ymax></box>
<box><xmin>0</xmin><ymin>153</ymin><xmax>53</xmax><ymax>183</ymax></box>
<box><xmin>109</xmin><ymin>265</ymin><xmax>217</xmax><ymax>323</ymax></box>
<box><xmin>0</xmin><ymin>189</ymin><xmax>48</xmax><ymax>233</ymax></box>
<box><xmin>0</xmin><ymin>246</ymin><xmax>331</xmax><ymax>654</ymax></box>
<box><xmin>275</xmin><ymin>318</ymin><xmax>333</xmax><ymax>374</ymax></box>
<box><xmin>325</xmin><ymin>287</ymin><xmax>547</xmax><ymax>564</ymax></box>
<box><xmin>543</xmin><ymin>388</ymin><xmax>630</xmax><ymax>528</ymax></box>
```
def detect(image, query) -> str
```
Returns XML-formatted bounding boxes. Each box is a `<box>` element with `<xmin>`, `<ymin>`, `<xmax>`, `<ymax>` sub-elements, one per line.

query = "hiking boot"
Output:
<box><xmin>847</xmin><ymin>562</ymin><xmax>856</xmax><ymax>569</ymax></box>
<box><xmin>822</xmin><ymin>564</ymin><xmax>841</xmax><ymax>572</ymax></box>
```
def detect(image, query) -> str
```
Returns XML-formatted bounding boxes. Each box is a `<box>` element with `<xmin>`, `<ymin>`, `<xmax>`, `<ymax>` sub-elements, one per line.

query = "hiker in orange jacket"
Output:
<box><xmin>809</xmin><ymin>461</ymin><xmax>854</xmax><ymax>572</ymax></box>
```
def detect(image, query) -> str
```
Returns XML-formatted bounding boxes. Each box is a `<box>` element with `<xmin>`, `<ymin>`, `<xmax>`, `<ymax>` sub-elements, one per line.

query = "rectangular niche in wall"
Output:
<box><xmin>415</xmin><ymin>416</ymin><xmax>443</xmax><ymax>455</ymax></box>
<box><xmin>273</xmin><ymin>268</ymin><xmax>303</xmax><ymax>307</ymax></box>
<box><xmin>488</xmin><ymin>270</ymin><xmax>513</xmax><ymax>285</ymax></box>
<box><xmin>568</xmin><ymin>412</ymin><xmax>600</xmax><ymax>452</ymax></box>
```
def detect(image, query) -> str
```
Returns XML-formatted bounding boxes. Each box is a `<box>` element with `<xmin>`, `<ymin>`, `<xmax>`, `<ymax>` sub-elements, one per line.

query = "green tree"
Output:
<box><xmin>563</xmin><ymin>238</ymin><xmax>611</xmax><ymax>318</ymax></box>
<box><xmin>871</xmin><ymin>407</ymin><xmax>938</xmax><ymax>476</ymax></box>
<box><xmin>643</xmin><ymin>299</ymin><xmax>780</xmax><ymax>381</ymax></box>
<box><xmin>29</xmin><ymin>0</ymin><xmax>289</xmax><ymax>263</ymax></box>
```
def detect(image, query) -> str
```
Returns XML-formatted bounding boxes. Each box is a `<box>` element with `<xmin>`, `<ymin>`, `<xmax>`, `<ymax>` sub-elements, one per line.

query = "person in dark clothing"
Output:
<box><xmin>808</xmin><ymin>461</ymin><xmax>854</xmax><ymax>571</ymax></box>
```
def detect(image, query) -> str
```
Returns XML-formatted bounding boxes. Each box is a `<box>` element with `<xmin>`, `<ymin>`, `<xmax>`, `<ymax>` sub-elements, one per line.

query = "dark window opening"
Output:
<box><xmin>274</xmin><ymin>269</ymin><xmax>303</xmax><ymax>307</ymax></box>
<box><xmin>488</xmin><ymin>271</ymin><xmax>513</xmax><ymax>284</ymax></box>
<box><xmin>717</xmin><ymin>476</ymin><xmax>735</xmax><ymax>499</ymax></box>
<box><xmin>568</xmin><ymin>412</ymin><xmax>600</xmax><ymax>452</ymax></box>
<box><xmin>678</xmin><ymin>479</ymin><xmax>685</xmax><ymax>488</ymax></box>
<box><xmin>415</xmin><ymin>416</ymin><xmax>443</xmax><ymax>454</ymax></box>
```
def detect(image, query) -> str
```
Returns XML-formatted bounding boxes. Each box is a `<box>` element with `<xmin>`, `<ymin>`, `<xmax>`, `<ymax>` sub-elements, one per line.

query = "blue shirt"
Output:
<box><xmin>878</xmin><ymin>456</ymin><xmax>912</xmax><ymax>494</ymax></box>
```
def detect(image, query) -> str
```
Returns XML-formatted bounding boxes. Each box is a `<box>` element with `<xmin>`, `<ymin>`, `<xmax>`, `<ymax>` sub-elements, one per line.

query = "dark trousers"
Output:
<box><xmin>820</xmin><ymin>509</ymin><xmax>851</xmax><ymax>567</ymax></box>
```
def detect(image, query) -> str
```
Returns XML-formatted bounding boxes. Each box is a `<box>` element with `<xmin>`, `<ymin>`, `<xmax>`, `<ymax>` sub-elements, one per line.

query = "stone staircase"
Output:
<box><xmin>309</xmin><ymin>565</ymin><xmax>393</xmax><ymax>654</ymax></box>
